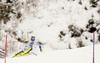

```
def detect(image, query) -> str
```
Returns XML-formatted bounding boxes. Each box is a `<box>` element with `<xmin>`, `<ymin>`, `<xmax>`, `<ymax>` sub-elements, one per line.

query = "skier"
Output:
<box><xmin>13</xmin><ymin>36</ymin><xmax>43</xmax><ymax>58</ymax></box>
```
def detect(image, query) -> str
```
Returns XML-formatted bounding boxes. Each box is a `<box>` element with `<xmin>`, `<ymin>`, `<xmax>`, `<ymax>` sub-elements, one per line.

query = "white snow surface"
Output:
<box><xmin>0</xmin><ymin>44</ymin><xmax>100</xmax><ymax>63</ymax></box>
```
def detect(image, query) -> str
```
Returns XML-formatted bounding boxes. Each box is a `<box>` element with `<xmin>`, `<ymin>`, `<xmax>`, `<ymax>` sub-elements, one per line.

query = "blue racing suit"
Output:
<box><xmin>22</xmin><ymin>39</ymin><xmax>42</xmax><ymax>53</ymax></box>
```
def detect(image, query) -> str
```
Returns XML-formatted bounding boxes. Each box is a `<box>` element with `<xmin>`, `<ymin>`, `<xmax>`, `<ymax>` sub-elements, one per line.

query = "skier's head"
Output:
<box><xmin>31</xmin><ymin>36</ymin><xmax>35</xmax><ymax>41</ymax></box>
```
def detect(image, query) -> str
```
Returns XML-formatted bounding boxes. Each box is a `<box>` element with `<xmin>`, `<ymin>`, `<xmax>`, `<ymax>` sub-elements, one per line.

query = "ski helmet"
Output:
<box><xmin>31</xmin><ymin>36</ymin><xmax>35</xmax><ymax>41</ymax></box>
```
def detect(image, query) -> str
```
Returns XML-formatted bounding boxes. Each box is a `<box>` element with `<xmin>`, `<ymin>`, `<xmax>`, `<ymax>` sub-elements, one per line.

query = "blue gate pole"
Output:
<box><xmin>93</xmin><ymin>31</ymin><xmax>95</xmax><ymax>63</ymax></box>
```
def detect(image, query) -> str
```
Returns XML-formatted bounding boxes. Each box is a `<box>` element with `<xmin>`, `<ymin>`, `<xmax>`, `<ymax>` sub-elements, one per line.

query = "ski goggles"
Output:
<box><xmin>32</xmin><ymin>37</ymin><xmax>35</xmax><ymax>39</ymax></box>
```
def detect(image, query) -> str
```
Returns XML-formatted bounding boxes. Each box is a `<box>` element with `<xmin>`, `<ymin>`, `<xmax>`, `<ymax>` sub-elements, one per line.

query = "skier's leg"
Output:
<box><xmin>23</xmin><ymin>48</ymin><xmax>32</xmax><ymax>54</ymax></box>
<box><xmin>15</xmin><ymin>51</ymin><xmax>23</xmax><ymax>55</ymax></box>
<box><xmin>13</xmin><ymin>50</ymin><xmax>23</xmax><ymax>57</ymax></box>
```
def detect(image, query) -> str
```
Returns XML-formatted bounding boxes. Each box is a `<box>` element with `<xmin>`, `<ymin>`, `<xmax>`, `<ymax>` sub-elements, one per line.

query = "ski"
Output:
<box><xmin>12</xmin><ymin>52</ymin><xmax>37</xmax><ymax>58</ymax></box>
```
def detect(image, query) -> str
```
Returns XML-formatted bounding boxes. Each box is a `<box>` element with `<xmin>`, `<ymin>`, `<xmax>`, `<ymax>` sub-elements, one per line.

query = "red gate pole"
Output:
<box><xmin>5</xmin><ymin>35</ymin><xmax>7</xmax><ymax>63</ymax></box>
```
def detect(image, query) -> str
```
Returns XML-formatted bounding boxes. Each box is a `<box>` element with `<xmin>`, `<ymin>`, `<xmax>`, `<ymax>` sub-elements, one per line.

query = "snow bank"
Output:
<box><xmin>0</xmin><ymin>44</ymin><xmax>100</xmax><ymax>63</ymax></box>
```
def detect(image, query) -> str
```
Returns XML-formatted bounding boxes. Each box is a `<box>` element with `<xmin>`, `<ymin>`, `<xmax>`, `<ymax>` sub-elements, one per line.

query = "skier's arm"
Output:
<box><xmin>39</xmin><ymin>45</ymin><xmax>43</xmax><ymax>52</ymax></box>
<box><xmin>36</xmin><ymin>42</ymin><xmax>43</xmax><ymax>52</ymax></box>
<box><xmin>24</xmin><ymin>39</ymin><xmax>29</xmax><ymax>43</ymax></box>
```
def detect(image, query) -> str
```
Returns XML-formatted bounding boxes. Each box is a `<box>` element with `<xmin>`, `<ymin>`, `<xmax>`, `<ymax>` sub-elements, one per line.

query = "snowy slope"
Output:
<box><xmin>0</xmin><ymin>44</ymin><xmax>100</xmax><ymax>63</ymax></box>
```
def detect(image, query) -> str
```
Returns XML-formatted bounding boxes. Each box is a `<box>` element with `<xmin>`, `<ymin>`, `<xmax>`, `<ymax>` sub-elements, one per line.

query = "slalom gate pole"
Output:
<box><xmin>5</xmin><ymin>35</ymin><xmax>7</xmax><ymax>63</ymax></box>
<box><xmin>93</xmin><ymin>31</ymin><xmax>95</xmax><ymax>63</ymax></box>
